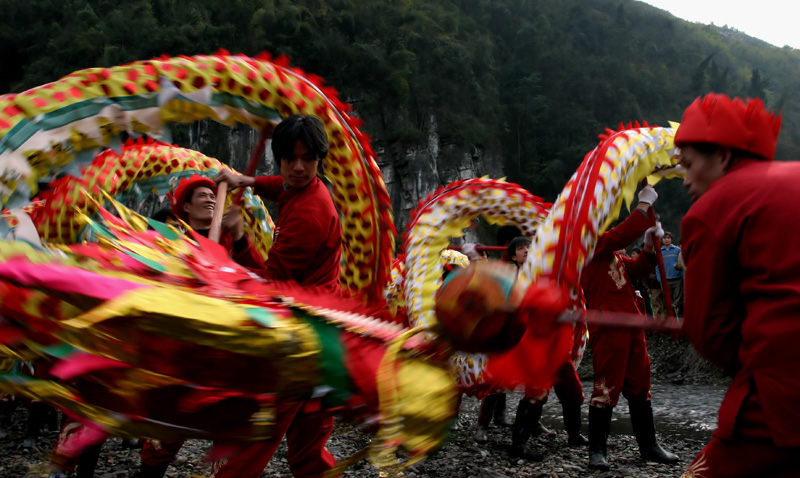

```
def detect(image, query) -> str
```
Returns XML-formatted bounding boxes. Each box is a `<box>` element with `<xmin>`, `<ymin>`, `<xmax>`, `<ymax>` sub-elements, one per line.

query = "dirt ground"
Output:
<box><xmin>0</xmin><ymin>391</ymin><xmax>705</xmax><ymax>478</ymax></box>
<box><xmin>1</xmin><ymin>333</ymin><xmax>724</xmax><ymax>478</ymax></box>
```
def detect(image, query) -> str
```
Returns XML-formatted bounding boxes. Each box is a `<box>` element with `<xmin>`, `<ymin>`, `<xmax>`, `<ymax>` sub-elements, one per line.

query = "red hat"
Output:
<box><xmin>167</xmin><ymin>174</ymin><xmax>217</xmax><ymax>220</ymax></box>
<box><xmin>674</xmin><ymin>93</ymin><xmax>782</xmax><ymax>160</ymax></box>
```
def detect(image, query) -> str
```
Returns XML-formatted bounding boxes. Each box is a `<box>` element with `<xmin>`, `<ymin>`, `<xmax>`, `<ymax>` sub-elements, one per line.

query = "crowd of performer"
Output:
<box><xmin>2</xmin><ymin>92</ymin><xmax>799</xmax><ymax>477</ymax></box>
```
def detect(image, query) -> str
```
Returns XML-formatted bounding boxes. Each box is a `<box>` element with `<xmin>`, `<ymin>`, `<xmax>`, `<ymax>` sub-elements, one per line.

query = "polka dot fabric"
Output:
<box><xmin>0</xmin><ymin>52</ymin><xmax>394</xmax><ymax>301</ymax></box>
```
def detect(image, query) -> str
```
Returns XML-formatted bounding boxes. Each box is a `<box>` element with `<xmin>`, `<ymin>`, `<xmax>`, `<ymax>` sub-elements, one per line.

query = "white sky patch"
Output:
<box><xmin>638</xmin><ymin>0</ymin><xmax>799</xmax><ymax>50</ymax></box>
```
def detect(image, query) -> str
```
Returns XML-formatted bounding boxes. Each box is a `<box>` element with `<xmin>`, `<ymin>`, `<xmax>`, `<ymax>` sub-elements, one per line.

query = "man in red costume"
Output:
<box><xmin>215</xmin><ymin>116</ymin><xmax>341</xmax><ymax>294</ymax></box>
<box><xmin>47</xmin><ymin>173</ymin><xmax>264</xmax><ymax>478</ymax></box>
<box><xmin>506</xmin><ymin>237</ymin><xmax>588</xmax><ymax>461</ymax></box>
<box><xmin>580</xmin><ymin>185</ymin><xmax>678</xmax><ymax>471</ymax></box>
<box><xmin>166</xmin><ymin>174</ymin><xmax>265</xmax><ymax>269</ymax></box>
<box><xmin>676</xmin><ymin>93</ymin><xmax>800</xmax><ymax>477</ymax></box>
<box><xmin>209</xmin><ymin>114</ymin><xmax>341</xmax><ymax>478</ymax></box>
<box><xmin>136</xmin><ymin>173</ymin><xmax>275</xmax><ymax>477</ymax></box>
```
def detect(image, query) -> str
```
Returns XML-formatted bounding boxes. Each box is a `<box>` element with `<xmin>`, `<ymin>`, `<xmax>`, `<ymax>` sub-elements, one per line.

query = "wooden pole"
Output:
<box><xmin>208</xmin><ymin>181</ymin><xmax>227</xmax><ymax>243</ymax></box>
<box><xmin>208</xmin><ymin>124</ymin><xmax>272</xmax><ymax>244</ymax></box>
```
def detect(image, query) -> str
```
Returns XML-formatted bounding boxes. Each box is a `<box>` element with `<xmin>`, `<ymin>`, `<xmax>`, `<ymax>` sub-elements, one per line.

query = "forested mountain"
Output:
<box><xmin>3</xmin><ymin>0</ymin><xmax>799</xmax><ymax>236</ymax></box>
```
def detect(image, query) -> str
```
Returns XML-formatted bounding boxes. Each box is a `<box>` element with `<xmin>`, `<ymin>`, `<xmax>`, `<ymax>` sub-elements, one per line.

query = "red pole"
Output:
<box><xmin>209</xmin><ymin>124</ymin><xmax>272</xmax><ymax>244</ymax></box>
<box><xmin>639</xmin><ymin>181</ymin><xmax>679</xmax><ymax>342</ymax></box>
<box><xmin>647</xmin><ymin>205</ymin><xmax>675</xmax><ymax>320</ymax></box>
<box><xmin>639</xmin><ymin>180</ymin><xmax>675</xmax><ymax>320</ymax></box>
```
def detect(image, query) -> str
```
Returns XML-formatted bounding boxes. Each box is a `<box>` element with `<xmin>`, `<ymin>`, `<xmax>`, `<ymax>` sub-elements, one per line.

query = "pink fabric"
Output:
<box><xmin>49</xmin><ymin>417</ymin><xmax>110</xmax><ymax>471</ymax></box>
<box><xmin>50</xmin><ymin>353</ymin><xmax>132</xmax><ymax>380</ymax></box>
<box><xmin>0</xmin><ymin>260</ymin><xmax>148</xmax><ymax>300</ymax></box>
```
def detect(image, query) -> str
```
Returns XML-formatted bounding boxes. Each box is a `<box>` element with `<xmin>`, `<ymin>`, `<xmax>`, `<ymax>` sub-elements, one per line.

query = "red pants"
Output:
<box><xmin>684</xmin><ymin>393</ymin><xmax>800</xmax><ymax>477</ymax></box>
<box><xmin>589</xmin><ymin>327</ymin><xmax>651</xmax><ymax>407</ymax></box>
<box><xmin>525</xmin><ymin>360</ymin><xmax>585</xmax><ymax>406</ymax></box>
<box><xmin>211</xmin><ymin>401</ymin><xmax>336</xmax><ymax>478</ymax></box>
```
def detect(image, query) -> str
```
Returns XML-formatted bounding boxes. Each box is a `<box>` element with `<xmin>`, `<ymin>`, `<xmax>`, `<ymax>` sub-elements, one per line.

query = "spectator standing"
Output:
<box><xmin>654</xmin><ymin>232</ymin><xmax>683</xmax><ymax>317</ymax></box>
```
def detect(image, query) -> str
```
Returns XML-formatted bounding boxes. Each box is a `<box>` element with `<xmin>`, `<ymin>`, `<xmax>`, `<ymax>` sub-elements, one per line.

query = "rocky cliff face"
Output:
<box><xmin>174</xmin><ymin>120</ymin><xmax>505</xmax><ymax>243</ymax></box>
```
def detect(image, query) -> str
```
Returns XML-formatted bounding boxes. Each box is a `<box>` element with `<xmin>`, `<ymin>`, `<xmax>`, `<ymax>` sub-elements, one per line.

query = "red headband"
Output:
<box><xmin>674</xmin><ymin>93</ymin><xmax>781</xmax><ymax>160</ymax></box>
<box><xmin>167</xmin><ymin>174</ymin><xmax>217</xmax><ymax>220</ymax></box>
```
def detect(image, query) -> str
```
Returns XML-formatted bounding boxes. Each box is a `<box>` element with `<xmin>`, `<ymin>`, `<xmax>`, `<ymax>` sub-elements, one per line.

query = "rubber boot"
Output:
<box><xmin>562</xmin><ymin>403</ymin><xmax>589</xmax><ymax>446</ymax></box>
<box><xmin>528</xmin><ymin>402</ymin><xmax>556</xmax><ymax>438</ymax></box>
<box><xmin>76</xmin><ymin>443</ymin><xmax>103</xmax><ymax>478</ymax></box>
<box><xmin>587</xmin><ymin>405</ymin><xmax>612</xmax><ymax>471</ymax></box>
<box><xmin>628</xmin><ymin>400</ymin><xmax>679</xmax><ymax>464</ymax></box>
<box><xmin>509</xmin><ymin>399</ymin><xmax>544</xmax><ymax>461</ymax></box>
<box><xmin>0</xmin><ymin>399</ymin><xmax>14</xmax><ymax>440</ymax></box>
<box><xmin>137</xmin><ymin>462</ymin><xmax>170</xmax><ymax>478</ymax></box>
<box><xmin>23</xmin><ymin>401</ymin><xmax>46</xmax><ymax>448</ymax></box>
<box><xmin>474</xmin><ymin>394</ymin><xmax>497</xmax><ymax>443</ymax></box>
<box><xmin>45</xmin><ymin>406</ymin><xmax>60</xmax><ymax>433</ymax></box>
<box><xmin>493</xmin><ymin>393</ymin><xmax>514</xmax><ymax>428</ymax></box>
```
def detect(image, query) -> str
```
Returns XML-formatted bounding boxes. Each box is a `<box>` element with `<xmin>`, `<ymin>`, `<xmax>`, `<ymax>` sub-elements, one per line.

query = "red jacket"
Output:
<box><xmin>580</xmin><ymin>209</ymin><xmax>655</xmax><ymax>332</ymax></box>
<box><xmin>221</xmin><ymin>231</ymin><xmax>265</xmax><ymax>271</ymax></box>
<box><xmin>191</xmin><ymin>228</ymin><xmax>265</xmax><ymax>271</ymax></box>
<box><xmin>681</xmin><ymin>159</ymin><xmax>800</xmax><ymax>447</ymax></box>
<box><xmin>253</xmin><ymin>176</ymin><xmax>342</xmax><ymax>294</ymax></box>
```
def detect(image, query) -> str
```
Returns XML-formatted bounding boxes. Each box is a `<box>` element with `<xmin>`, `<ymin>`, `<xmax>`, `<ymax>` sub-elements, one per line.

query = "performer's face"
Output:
<box><xmin>281</xmin><ymin>140</ymin><xmax>319</xmax><ymax>189</ymax></box>
<box><xmin>184</xmin><ymin>186</ymin><xmax>216</xmax><ymax>223</ymax></box>
<box><xmin>679</xmin><ymin>145</ymin><xmax>728</xmax><ymax>202</ymax></box>
<box><xmin>513</xmin><ymin>243</ymin><xmax>529</xmax><ymax>263</ymax></box>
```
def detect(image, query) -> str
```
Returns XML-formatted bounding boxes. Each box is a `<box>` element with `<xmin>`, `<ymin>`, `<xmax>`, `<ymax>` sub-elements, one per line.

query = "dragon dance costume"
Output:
<box><xmin>0</xmin><ymin>52</ymin><xmax>690</xmax><ymax>475</ymax></box>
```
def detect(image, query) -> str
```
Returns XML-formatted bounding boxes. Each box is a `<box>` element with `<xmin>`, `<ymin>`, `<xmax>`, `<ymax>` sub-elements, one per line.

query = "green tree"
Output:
<box><xmin>747</xmin><ymin>69</ymin><xmax>768</xmax><ymax>101</ymax></box>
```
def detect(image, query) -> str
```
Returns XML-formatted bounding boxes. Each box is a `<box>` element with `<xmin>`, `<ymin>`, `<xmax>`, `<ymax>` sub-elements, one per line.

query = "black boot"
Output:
<box><xmin>562</xmin><ymin>403</ymin><xmax>588</xmax><ymax>446</ymax></box>
<box><xmin>509</xmin><ymin>399</ymin><xmax>544</xmax><ymax>461</ymax></box>
<box><xmin>587</xmin><ymin>405</ymin><xmax>612</xmax><ymax>471</ymax></box>
<box><xmin>493</xmin><ymin>393</ymin><xmax>514</xmax><ymax>428</ymax></box>
<box><xmin>474</xmin><ymin>394</ymin><xmax>498</xmax><ymax>444</ymax></box>
<box><xmin>45</xmin><ymin>406</ymin><xmax>60</xmax><ymax>433</ymax></box>
<box><xmin>628</xmin><ymin>400</ymin><xmax>678</xmax><ymax>464</ymax></box>
<box><xmin>0</xmin><ymin>399</ymin><xmax>14</xmax><ymax>440</ymax></box>
<box><xmin>527</xmin><ymin>401</ymin><xmax>556</xmax><ymax>438</ymax></box>
<box><xmin>76</xmin><ymin>443</ymin><xmax>103</xmax><ymax>478</ymax></box>
<box><xmin>23</xmin><ymin>401</ymin><xmax>46</xmax><ymax>448</ymax></box>
<box><xmin>137</xmin><ymin>462</ymin><xmax>170</xmax><ymax>478</ymax></box>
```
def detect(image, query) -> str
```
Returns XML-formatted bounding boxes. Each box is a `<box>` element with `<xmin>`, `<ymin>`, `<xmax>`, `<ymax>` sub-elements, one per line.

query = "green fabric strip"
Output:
<box><xmin>1</xmin><ymin>118</ymin><xmax>38</xmax><ymax>151</ymax></box>
<box><xmin>33</xmin><ymin>100</ymin><xmax>112</xmax><ymax>131</ymax></box>
<box><xmin>145</xmin><ymin>218</ymin><xmax>180</xmax><ymax>241</ymax></box>
<box><xmin>213</xmin><ymin>93</ymin><xmax>283</xmax><ymax>119</ymax></box>
<box><xmin>120</xmin><ymin>249</ymin><xmax>166</xmax><ymax>272</ymax></box>
<box><xmin>244</xmin><ymin>307</ymin><xmax>277</xmax><ymax>328</ymax></box>
<box><xmin>296</xmin><ymin>311</ymin><xmax>353</xmax><ymax>407</ymax></box>
<box><xmin>40</xmin><ymin>343</ymin><xmax>78</xmax><ymax>359</ymax></box>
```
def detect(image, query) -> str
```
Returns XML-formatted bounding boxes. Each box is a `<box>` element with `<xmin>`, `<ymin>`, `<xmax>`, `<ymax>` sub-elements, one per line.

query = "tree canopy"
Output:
<box><xmin>3</xmin><ymin>0</ymin><xmax>799</xmax><ymax>236</ymax></box>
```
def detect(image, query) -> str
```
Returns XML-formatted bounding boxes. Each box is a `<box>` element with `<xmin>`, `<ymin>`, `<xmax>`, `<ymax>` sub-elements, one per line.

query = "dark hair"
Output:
<box><xmin>507</xmin><ymin>236</ymin><xmax>532</xmax><ymax>260</ymax></box>
<box><xmin>271</xmin><ymin>115</ymin><xmax>329</xmax><ymax>169</ymax></box>
<box><xmin>497</xmin><ymin>225</ymin><xmax>523</xmax><ymax>246</ymax></box>
<box><xmin>631</xmin><ymin>247</ymin><xmax>642</xmax><ymax>254</ymax></box>
<box><xmin>151</xmin><ymin>206</ymin><xmax>176</xmax><ymax>223</ymax></box>
<box><xmin>663</xmin><ymin>232</ymin><xmax>673</xmax><ymax>239</ymax></box>
<box><xmin>683</xmin><ymin>142</ymin><xmax>766</xmax><ymax>162</ymax></box>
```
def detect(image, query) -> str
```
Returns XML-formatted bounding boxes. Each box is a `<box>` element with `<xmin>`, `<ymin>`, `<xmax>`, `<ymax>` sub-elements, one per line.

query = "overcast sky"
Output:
<box><xmin>639</xmin><ymin>0</ymin><xmax>799</xmax><ymax>49</ymax></box>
